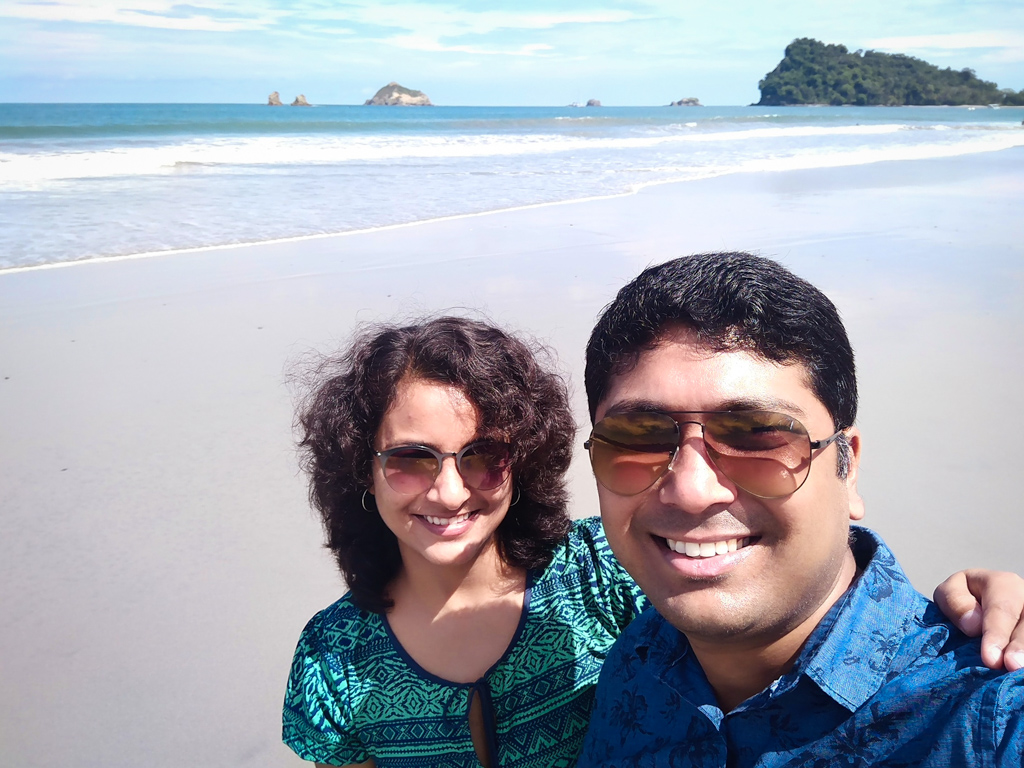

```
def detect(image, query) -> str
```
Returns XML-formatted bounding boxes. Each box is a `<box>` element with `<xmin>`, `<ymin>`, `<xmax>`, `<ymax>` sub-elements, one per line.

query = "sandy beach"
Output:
<box><xmin>2</xmin><ymin>149</ymin><xmax>1023</xmax><ymax>767</ymax></box>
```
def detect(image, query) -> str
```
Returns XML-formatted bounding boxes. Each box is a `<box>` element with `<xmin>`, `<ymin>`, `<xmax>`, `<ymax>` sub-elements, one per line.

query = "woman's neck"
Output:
<box><xmin>390</xmin><ymin>537</ymin><xmax>525</xmax><ymax>615</ymax></box>
<box><xmin>385</xmin><ymin>537</ymin><xmax>528</xmax><ymax>686</ymax></box>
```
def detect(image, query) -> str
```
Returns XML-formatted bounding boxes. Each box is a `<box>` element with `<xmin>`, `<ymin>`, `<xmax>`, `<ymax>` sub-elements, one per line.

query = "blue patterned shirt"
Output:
<box><xmin>284</xmin><ymin>517</ymin><xmax>647</xmax><ymax>767</ymax></box>
<box><xmin>579</xmin><ymin>527</ymin><xmax>1024</xmax><ymax>767</ymax></box>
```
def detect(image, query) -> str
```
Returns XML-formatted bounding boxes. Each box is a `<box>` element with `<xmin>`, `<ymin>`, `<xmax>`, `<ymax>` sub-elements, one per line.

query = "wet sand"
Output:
<box><xmin>1</xmin><ymin>148</ymin><xmax>1022</xmax><ymax>767</ymax></box>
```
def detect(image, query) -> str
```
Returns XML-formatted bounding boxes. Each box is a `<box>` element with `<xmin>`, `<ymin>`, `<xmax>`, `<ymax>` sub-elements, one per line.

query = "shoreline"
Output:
<box><xmin>4</xmin><ymin>138</ymin><xmax>1023</xmax><ymax>277</ymax></box>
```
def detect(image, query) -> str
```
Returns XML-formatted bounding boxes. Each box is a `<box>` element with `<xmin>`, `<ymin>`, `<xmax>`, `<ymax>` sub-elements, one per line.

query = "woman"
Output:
<box><xmin>284</xmin><ymin>317</ymin><xmax>1023</xmax><ymax>768</ymax></box>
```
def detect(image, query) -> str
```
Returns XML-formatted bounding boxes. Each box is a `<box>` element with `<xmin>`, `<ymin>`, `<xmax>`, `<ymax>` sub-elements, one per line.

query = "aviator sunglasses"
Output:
<box><xmin>584</xmin><ymin>410</ymin><xmax>843</xmax><ymax>499</ymax></box>
<box><xmin>373</xmin><ymin>441</ymin><xmax>512</xmax><ymax>495</ymax></box>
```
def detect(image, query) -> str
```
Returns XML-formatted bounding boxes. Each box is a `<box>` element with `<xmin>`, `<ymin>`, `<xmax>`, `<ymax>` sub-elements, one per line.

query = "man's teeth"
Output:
<box><xmin>424</xmin><ymin>513</ymin><xmax>470</xmax><ymax>527</ymax></box>
<box><xmin>665</xmin><ymin>537</ymin><xmax>752</xmax><ymax>557</ymax></box>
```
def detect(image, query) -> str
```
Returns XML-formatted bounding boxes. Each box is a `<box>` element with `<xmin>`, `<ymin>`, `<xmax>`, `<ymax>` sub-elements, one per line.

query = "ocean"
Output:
<box><xmin>2</xmin><ymin>103</ymin><xmax>1023</xmax><ymax>270</ymax></box>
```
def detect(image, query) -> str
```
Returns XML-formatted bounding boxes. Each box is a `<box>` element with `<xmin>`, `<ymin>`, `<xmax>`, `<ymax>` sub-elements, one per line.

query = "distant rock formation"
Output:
<box><xmin>364</xmin><ymin>82</ymin><xmax>432</xmax><ymax>106</ymax></box>
<box><xmin>756</xmin><ymin>37</ymin><xmax>1024</xmax><ymax>106</ymax></box>
<box><xmin>669</xmin><ymin>97</ymin><xmax>702</xmax><ymax>106</ymax></box>
<box><xmin>267</xmin><ymin>91</ymin><xmax>283</xmax><ymax>106</ymax></box>
<box><xmin>586</xmin><ymin>99</ymin><xmax>602</xmax><ymax>107</ymax></box>
<box><xmin>291</xmin><ymin>94</ymin><xmax>311</xmax><ymax>107</ymax></box>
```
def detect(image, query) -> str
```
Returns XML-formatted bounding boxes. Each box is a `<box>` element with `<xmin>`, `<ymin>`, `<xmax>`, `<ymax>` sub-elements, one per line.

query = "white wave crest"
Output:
<box><xmin>1</xmin><ymin>122</ymin><xmax>1021</xmax><ymax>185</ymax></box>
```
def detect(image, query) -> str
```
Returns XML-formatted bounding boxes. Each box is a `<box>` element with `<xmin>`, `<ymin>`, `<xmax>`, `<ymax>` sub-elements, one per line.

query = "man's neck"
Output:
<box><xmin>687</xmin><ymin>552</ymin><xmax>860</xmax><ymax>713</ymax></box>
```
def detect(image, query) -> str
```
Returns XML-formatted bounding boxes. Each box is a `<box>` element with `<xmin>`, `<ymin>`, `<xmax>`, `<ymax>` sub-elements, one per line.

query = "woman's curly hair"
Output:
<box><xmin>297</xmin><ymin>317</ymin><xmax>575</xmax><ymax>613</ymax></box>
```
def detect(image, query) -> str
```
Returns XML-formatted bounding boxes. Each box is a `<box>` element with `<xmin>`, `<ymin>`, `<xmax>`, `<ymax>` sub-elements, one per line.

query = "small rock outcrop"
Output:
<box><xmin>364</xmin><ymin>82</ymin><xmax>432</xmax><ymax>106</ymax></box>
<box><xmin>291</xmin><ymin>94</ymin><xmax>311</xmax><ymax>107</ymax></box>
<box><xmin>586</xmin><ymin>99</ymin><xmax>602</xmax><ymax>107</ymax></box>
<box><xmin>669</xmin><ymin>97</ymin><xmax>702</xmax><ymax>106</ymax></box>
<box><xmin>267</xmin><ymin>91</ymin><xmax>283</xmax><ymax>106</ymax></box>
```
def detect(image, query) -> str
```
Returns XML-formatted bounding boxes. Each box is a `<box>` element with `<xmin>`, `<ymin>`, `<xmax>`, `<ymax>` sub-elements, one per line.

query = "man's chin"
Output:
<box><xmin>651</xmin><ymin>589</ymin><xmax>763</xmax><ymax>641</ymax></box>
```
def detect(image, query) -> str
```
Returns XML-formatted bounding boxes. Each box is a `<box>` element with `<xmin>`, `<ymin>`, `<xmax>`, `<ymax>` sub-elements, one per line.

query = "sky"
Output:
<box><xmin>1</xmin><ymin>0</ymin><xmax>1022</xmax><ymax>105</ymax></box>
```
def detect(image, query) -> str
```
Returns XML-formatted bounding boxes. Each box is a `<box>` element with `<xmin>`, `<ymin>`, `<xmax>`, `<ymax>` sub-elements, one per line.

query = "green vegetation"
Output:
<box><xmin>757</xmin><ymin>38</ymin><xmax>1024</xmax><ymax>107</ymax></box>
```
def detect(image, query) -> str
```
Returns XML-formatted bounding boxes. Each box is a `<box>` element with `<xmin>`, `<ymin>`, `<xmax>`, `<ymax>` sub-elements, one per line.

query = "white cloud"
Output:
<box><xmin>865</xmin><ymin>31</ymin><xmax>1024</xmax><ymax>51</ymax></box>
<box><xmin>0</xmin><ymin>0</ymin><xmax>280</xmax><ymax>31</ymax></box>
<box><xmin>334</xmin><ymin>5</ymin><xmax>639</xmax><ymax>36</ymax></box>
<box><xmin>296</xmin><ymin>3</ymin><xmax>640</xmax><ymax>58</ymax></box>
<box><xmin>0</xmin><ymin>0</ymin><xmax>639</xmax><ymax>36</ymax></box>
<box><xmin>383</xmin><ymin>34</ymin><xmax>554</xmax><ymax>56</ymax></box>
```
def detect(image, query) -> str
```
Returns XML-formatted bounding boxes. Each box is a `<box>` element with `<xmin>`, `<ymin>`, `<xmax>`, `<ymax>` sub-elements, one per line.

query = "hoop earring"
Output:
<box><xmin>361</xmin><ymin>489</ymin><xmax>376</xmax><ymax>512</ymax></box>
<box><xmin>510</xmin><ymin>486</ymin><xmax>521</xmax><ymax>507</ymax></box>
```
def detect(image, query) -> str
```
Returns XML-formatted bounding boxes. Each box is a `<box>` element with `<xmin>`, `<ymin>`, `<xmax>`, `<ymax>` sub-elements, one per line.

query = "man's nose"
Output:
<box><xmin>657</xmin><ymin>427</ymin><xmax>737</xmax><ymax>512</ymax></box>
<box><xmin>428</xmin><ymin>456</ymin><xmax>472</xmax><ymax>509</ymax></box>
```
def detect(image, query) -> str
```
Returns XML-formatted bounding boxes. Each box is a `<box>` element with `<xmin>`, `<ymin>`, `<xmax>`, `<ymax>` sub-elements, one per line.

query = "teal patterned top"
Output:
<box><xmin>283</xmin><ymin>516</ymin><xmax>648</xmax><ymax>767</ymax></box>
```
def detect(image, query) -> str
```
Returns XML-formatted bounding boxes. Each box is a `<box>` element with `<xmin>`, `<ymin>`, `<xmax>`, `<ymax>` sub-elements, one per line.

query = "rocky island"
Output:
<box><xmin>267</xmin><ymin>92</ymin><xmax>283</xmax><ymax>106</ymax></box>
<box><xmin>758</xmin><ymin>37</ymin><xmax>1024</xmax><ymax>106</ymax></box>
<box><xmin>364</xmin><ymin>82</ymin><xmax>432</xmax><ymax>106</ymax></box>
<box><xmin>669</xmin><ymin>97</ymin><xmax>702</xmax><ymax>106</ymax></box>
<box><xmin>291</xmin><ymin>94</ymin><xmax>311</xmax><ymax>107</ymax></box>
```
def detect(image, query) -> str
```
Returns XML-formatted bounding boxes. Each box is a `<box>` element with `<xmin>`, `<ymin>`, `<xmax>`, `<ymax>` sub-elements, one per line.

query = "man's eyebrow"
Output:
<box><xmin>603</xmin><ymin>397</ymin><xmax>808</xmax><ymax>418</ymax></box>
<box><xmin>603</xmin><ymin>399</ymin><xmax>665</xmax><ymax>415</ymax></box>
<box><xmin>713</xmin><ymin>397</ymin><xmax>808</xmax><ymax>418</ymax></box>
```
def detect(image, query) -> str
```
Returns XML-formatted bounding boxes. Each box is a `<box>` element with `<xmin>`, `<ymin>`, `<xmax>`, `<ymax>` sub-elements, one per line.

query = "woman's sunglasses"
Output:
<box><xmin>373</xmin><ymin>441</ymin><xmax>512</xmax><ymax>495</ymax></box>
<box><xmin>584</xmin><ymin>410</ymin><xmax>843</xmax><ymax>499</ymax></box>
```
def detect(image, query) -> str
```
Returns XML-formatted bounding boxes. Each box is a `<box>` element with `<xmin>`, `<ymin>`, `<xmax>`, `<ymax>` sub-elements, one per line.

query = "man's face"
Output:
<box><xmin>594</xmin><ymin>325</ymin><xmax>864</xmax><ymax>647</ymax></box>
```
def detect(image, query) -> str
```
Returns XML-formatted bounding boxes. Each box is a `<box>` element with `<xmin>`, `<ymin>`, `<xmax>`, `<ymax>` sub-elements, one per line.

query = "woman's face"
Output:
<box><xmin>370</xmin><ymin>377</ymin><xmax>514</xmax><ymax>571</ymax></box>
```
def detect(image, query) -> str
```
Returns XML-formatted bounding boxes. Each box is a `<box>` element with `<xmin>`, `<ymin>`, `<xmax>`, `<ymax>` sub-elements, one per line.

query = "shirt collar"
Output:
<box><xmin>794</xmin><ymin>526</ymin><xmax>925</xmax><ymax>711</ymax></box>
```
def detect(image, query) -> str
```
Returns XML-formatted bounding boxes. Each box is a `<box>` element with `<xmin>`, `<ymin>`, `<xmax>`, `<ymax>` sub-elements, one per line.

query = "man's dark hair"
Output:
<box><xmin>585</xmin><ymin>253</ymin><xmax>857</xmax><ymax>470</ymax></box>
<box><xmin>297</xmin><ymin>317</ymin><xmax>575</xmax><ymax>613</ymax></box>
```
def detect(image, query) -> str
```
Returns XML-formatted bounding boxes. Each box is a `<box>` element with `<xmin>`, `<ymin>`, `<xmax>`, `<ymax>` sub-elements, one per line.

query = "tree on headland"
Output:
<box><xmin>757</xmin><ymin>38</ymin><xmax>1024</xmax><ymax>106</ymax></box>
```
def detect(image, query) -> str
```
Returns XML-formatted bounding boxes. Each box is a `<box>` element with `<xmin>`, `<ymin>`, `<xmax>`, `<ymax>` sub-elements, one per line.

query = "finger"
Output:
<box><xmin>1006</xmin><ymin>626</ymin><xmax>1024</xmax><ymax>672</ymax></box>
<box><xmin>932</xmin><ymin>571</ymin><xmax>982</xmax><ymax>636</ymax></box>
<box><xmin>998</xmin><ymin>579</ymin><xmax>1024</xmax><ymax>672</ymax></box>
<box><xmin>970</xmin><ymin>570</ymin><xmax>1024</xmax><ymax>671</ymax></box>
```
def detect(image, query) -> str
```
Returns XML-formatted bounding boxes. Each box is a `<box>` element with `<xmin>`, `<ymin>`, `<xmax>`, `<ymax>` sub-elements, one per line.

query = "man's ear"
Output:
<box><xmin>845</xmin><ymin>427</ymin><xmax>865</xmax><ymax>521</ymax></box>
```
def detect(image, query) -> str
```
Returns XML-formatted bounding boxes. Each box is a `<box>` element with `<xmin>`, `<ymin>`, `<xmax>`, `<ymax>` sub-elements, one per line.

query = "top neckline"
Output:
<box><xmin>381</xmin><ymin>570</ymin><xmax>535</xmax><ymax>687</ymax></box>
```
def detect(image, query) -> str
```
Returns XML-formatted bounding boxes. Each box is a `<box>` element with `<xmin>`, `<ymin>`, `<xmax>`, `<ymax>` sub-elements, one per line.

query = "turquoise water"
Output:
<box><xmin>2</xmin><ymin>104</ymin><xmax>1023</xmax><ymax>269</ymax></box>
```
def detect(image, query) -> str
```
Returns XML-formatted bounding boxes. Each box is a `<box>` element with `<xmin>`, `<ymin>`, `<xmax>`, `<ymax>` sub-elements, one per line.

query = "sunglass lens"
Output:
<box><xmin>589</xmin><ymin>413</ymin><xmax>678</xmax><ymax>495</ymax></box>
<box><xmin>383</xmin><ymin>447</ymin><xmax>439</xmax><ymax>494</ymax></box>
<box><xmin>703</xmin><ymin>412</ymin><xmax>811</xmax><ymax>498</ymax></box>
<box><xmin>459</xmin><ymin>442</ymin><xmax>511</xmax><ymax>490</ymax></box>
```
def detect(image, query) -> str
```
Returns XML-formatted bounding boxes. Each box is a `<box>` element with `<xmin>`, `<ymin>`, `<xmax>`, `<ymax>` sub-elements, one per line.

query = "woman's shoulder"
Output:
<box><xmin>296</xmin><ymin>592</ymin><xmax>389</xmax><ymax>659</ymax></box>
<box><xmin>531</xmin><ymin>515</ymin><xmax>647</xmax><ymax>630</ymax></box>
<box><xmin>558</xmin><ymin>515</ymin><xmax>612</xmax><ymax>559</ymax></box>
<box><xmin>539</xmin><ymin>515</ymin><xmax>618</xmax><ymax>583</ymax></box>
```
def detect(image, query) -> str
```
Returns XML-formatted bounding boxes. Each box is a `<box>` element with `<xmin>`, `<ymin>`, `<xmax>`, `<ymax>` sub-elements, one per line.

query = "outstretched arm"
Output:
<box><xmin>934</xmin><ymin>569</ymin><xmax>1024</xmax><ymax>671</ymax></box>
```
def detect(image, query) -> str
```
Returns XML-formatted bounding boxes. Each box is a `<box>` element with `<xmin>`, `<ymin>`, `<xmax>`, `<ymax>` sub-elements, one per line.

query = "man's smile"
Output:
<box><xmin>663</xmin><ymin>535</ymin><xmax>758</xmax><ymax>558</ymax></box>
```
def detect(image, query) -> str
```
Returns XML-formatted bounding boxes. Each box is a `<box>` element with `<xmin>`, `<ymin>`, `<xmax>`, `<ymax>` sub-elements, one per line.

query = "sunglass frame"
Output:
<box><xmin>584</xmin><ymin>410</ymin><xmax>843</xmax><ymax>498</ymax></box>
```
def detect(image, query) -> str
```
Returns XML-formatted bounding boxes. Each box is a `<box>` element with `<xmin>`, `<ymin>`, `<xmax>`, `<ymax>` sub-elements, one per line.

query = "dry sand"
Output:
<box><xmin>1</xmin><ymin>148</ymin><xmax>1023</xmax><ymax>767</ymax></box>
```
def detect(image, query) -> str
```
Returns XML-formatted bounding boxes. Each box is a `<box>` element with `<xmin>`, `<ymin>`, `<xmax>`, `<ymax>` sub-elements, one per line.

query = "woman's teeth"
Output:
<box><xmin>664</xmin><ymin>537</ymin><xmax>753</xmax><ymax>558</ymax></box>
<box><xmin>424</xmin><ymin>513</ymin><xmax>470</xmax><ymax>527</ymax></box>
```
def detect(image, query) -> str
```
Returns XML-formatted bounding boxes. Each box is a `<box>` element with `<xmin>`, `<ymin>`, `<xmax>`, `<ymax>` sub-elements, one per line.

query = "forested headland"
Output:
<box><xmin>757</xmin><ymin>38</ymin><xmax>1024</xmax><ymax>107</ymax></box>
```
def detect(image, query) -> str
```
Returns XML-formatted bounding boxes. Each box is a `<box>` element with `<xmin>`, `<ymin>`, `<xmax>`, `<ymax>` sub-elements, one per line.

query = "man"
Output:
<box><xmin>577</xmin><ymin>253</ymin><xmax>1024</xmax><ymax>766</ymax></box>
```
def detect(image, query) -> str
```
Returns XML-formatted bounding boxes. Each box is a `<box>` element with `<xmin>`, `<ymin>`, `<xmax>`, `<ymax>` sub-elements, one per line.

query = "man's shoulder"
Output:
<box><xmin>808</xmin><ymin>529</ymin><xmax>1001</xmax><ymax>703</ymax></box>
<box><xmin>813</xmin><ymin>649</ymin><xmax>1024</xmax><ymax>766</ymax></box>
<box><xmin>805</xmin><ymin>530</ymin><xmax>1024</xmax><ymax>763</ymax></box>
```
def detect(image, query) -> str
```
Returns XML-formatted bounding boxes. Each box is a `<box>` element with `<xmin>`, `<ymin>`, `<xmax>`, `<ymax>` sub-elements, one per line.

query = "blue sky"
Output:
<box><xmin>2</xmin><ymin>0</ymin><xmax>1022</xmax><ymax>104</ymax></box>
